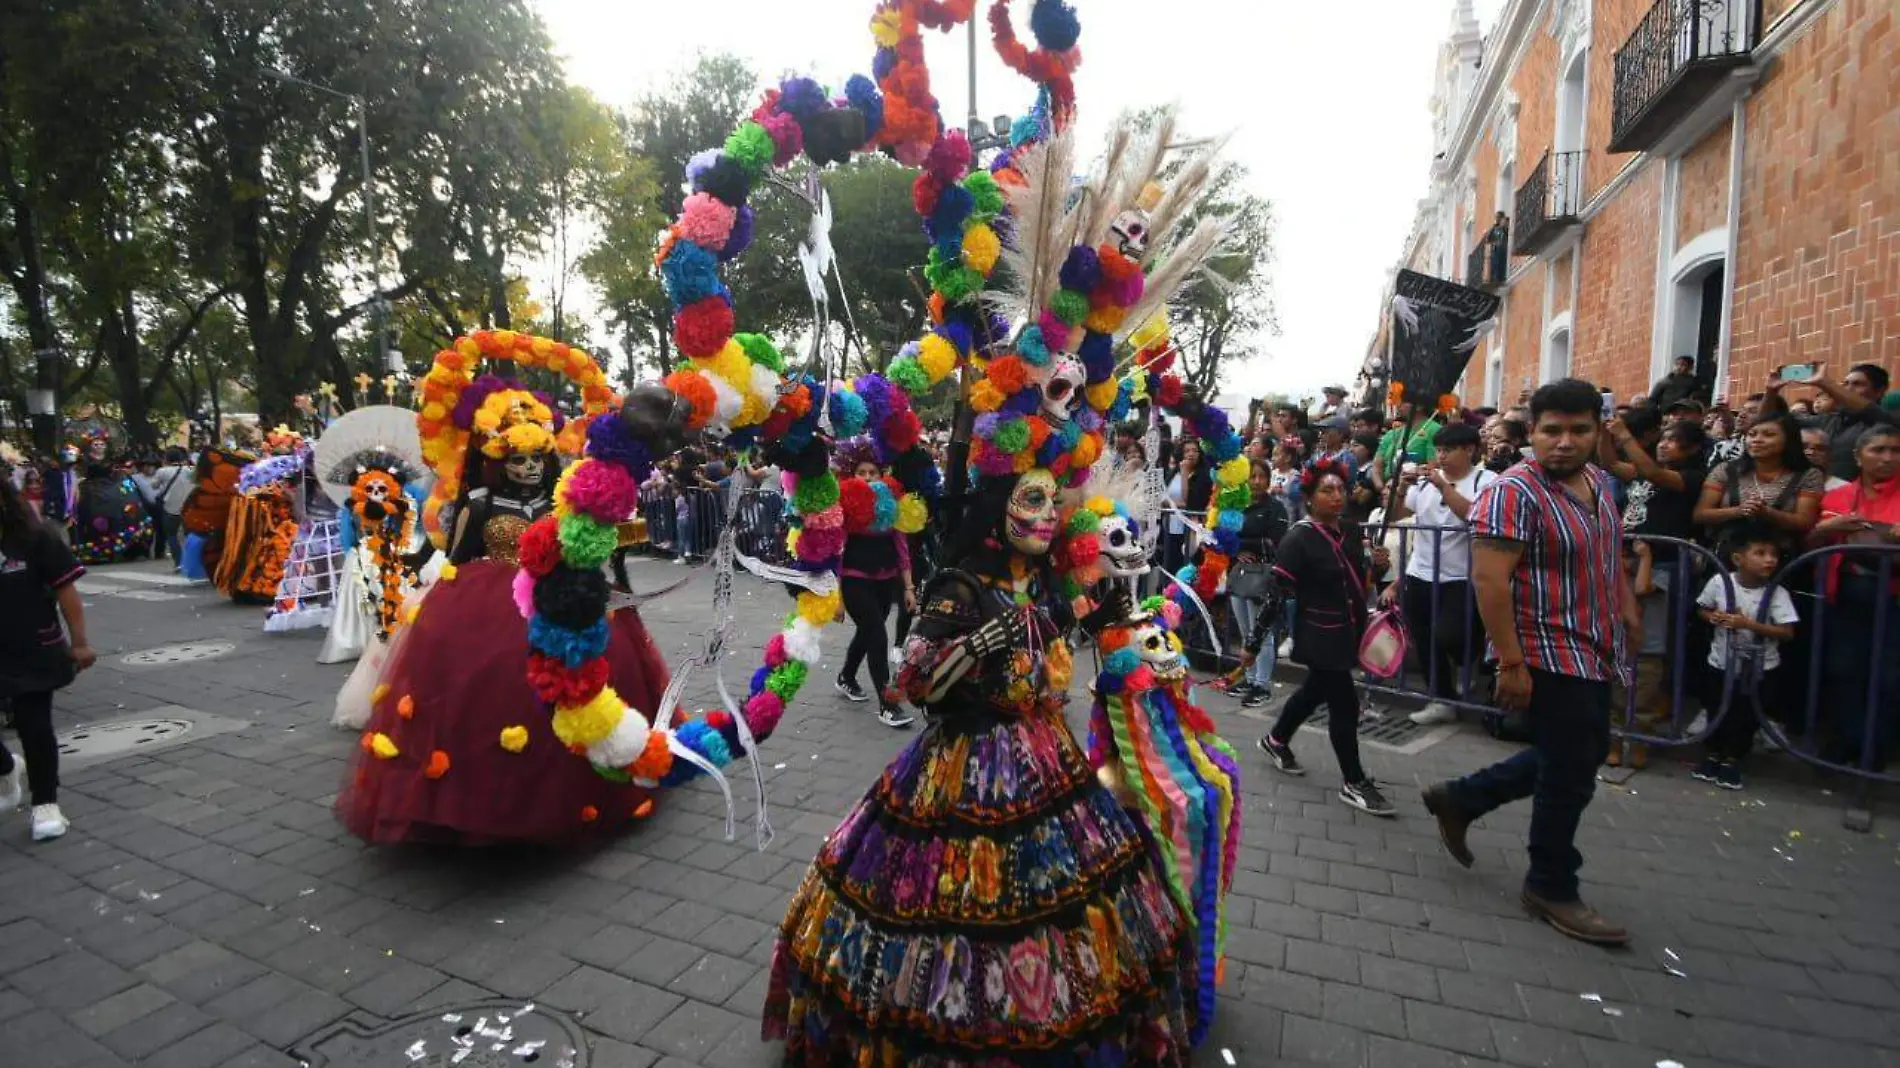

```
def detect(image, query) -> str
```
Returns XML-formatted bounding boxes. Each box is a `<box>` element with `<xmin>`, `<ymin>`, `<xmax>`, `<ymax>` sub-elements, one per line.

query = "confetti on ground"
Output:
<box><xmin>1580</xmin><ymin>993</ymin><xmax>1602</xmax><ymax>1002</ymax></box>
<box><xmin>1221</xmin><ymin>1050</ymin><xmax>1236</xmax><ymax>1066</ymax></box>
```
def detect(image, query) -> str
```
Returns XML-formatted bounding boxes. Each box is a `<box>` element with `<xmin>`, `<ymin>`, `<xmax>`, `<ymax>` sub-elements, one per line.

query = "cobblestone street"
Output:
<box><xmin>4</xmin><ymin>556</ymin><xmax>1899</xmax><ymax>1068</ymax></box>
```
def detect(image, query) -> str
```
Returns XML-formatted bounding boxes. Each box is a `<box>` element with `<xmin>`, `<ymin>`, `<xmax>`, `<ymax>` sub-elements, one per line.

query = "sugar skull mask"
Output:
<box><xmin>1131</xmin><ymin>618</ymin><xmax>1186</xmax><ymax>680</ymax></box>
<box><xmin>1005</xmin><ymin>468</ymin><xmax>1059</xmax><ymax>556</ymax></box>
<box><xmin>1040</xmin><ymin>356</ymin><xmax>1086</xmax><ymax>423</ymax></box>
<box><xmin>1097</xmin><ymin>512</ymin><xmax>1149</xmax><ymax>577</ymax></box>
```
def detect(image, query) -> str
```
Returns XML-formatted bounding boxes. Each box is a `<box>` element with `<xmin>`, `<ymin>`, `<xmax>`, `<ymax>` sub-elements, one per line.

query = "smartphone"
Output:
<box><xmin>1777</xmin><ymin>362</ymin><xmax>1823</xmax><ymax>383</ymax></box>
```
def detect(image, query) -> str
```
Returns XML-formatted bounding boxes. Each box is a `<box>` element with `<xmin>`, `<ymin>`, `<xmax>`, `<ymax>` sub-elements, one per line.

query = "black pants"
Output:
<box><xmin>1402</xmin><ymin>576</ymin><xmax>1480</xmax><ymax>701</ymax></box>
<box><xmin>841</xmin><ymin>576</ymin><xmax>899</xmax><ymax>698</ymax></box>
<box><xmin>1445</xmin><ymin>669</ymin><xmax>1611</xmax><ymax>902</ymax></box>
<box><xmin>1270</xmin><ymin>667</ymin><xmax>1367</xmax><ymax>783</ymax></box>
<box><xmin>1703</xmin><ymin>661</ymin><xmax>1776</xmax><ymax>760</ymax></box>
<box><xmin>0</xmin><ymin>691</ymin><xmax>58</xmax><ymax>804</ymax></box>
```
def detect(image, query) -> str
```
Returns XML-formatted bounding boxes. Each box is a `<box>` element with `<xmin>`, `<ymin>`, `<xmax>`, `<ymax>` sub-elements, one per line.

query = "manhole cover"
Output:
<box><xmin>116</xmin><ymin>589</ymin><xmax>188</xmax><ymax>602</ymax></box>
<box><xmin>57</xmin><ymin>718</ymin><xmax>194</xmax><ymax>760</ymax></box>
<box><xmin>121</xmin><ymin>640</ymin><xmax>235</xmax><ymax>666</ymax></box>
<box><xmin>289</xmin><ymin>1001</ymin><xmax>587</xmax><ymax>1067</ymax></box>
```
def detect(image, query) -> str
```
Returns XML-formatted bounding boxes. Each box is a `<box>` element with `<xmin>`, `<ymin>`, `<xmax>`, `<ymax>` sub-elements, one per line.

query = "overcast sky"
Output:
<box><xmin>535</xmin><ymin>0</ymin><xmax>1506</xmax><ymax>404</ymax></box>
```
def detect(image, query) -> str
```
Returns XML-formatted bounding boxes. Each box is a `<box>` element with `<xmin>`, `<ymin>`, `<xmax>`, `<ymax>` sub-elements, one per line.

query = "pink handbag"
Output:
<box><xmin>1357</xmin><ymin>606</ymin><xmax>1410</xmax><ymax>679</ymax></box>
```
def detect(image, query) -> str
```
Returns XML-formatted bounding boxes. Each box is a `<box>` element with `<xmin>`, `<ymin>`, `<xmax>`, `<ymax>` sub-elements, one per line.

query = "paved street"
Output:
<box><xmin>4</xmin><ymin>555</ymin><xmax>1899</xmax><ymax>1068</ymax></box>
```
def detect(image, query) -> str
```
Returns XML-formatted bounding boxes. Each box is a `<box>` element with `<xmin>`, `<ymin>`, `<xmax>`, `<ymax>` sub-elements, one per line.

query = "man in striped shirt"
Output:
<box><xmin>1421</xmin><ymin>378</ymin><xmax>1642</xmax><ymax>946</ymax></box>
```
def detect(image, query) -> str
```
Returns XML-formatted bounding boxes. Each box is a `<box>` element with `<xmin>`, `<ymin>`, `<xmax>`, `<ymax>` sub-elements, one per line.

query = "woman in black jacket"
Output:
<box><xmin>1229</xmin><ymin>457</ymin><xmax>1289</xmax><ymax>707</ymax></box>
<box><xmin>1247</xmin><ymin>460</ymin><xmax>1395</xmax><ymax>816</ymax></box>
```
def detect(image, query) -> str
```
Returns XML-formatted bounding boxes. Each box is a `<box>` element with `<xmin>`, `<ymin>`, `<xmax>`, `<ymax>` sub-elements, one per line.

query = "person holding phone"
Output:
<box><xmin>1761</xmin><ymin>361</ymin><xmax>1899</xmax><ymax>481</ymax></box>
<box><xmin>0</xmin><ymin>475</ymin><xmax>96</xmax><ymax>841</ymax></box>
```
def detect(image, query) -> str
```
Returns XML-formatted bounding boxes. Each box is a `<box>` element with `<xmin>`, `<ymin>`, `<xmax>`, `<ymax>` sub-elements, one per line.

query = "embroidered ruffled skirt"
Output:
<box><xmin>334</xmin><ymin>558</ymin><xmax>667</xmax><ymax>846</ymax></box>
<box><xmin>763</xmin><ymin>705</ymin><xmax>1193</xmax><ymax>1066</ymax></box>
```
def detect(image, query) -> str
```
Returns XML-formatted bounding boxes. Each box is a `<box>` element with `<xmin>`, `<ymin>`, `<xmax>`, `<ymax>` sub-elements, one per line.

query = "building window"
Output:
<box><xmin>1546</xmin><ymin>326</ymin><xmax>1572</xmax><ymax>382</ymax></box>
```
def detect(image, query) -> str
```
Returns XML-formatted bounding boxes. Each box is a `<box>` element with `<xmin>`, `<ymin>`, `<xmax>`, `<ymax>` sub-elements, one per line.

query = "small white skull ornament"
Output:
<box><xmin>1131</xmin><ymin>619</ymin><xmax>1186</xmax><ymax>680</ymax></box>
<box><xmin>1097</xmin><ymin>513</ymin><xmax>1149</xmax><ymax>577</ymax></box>
<box><xmin>1039</xmin><ymin>356</ymin><xmax>1086</xmax><ymax>423</ymax></box>
<box><xmin>1109</xmin><ymin>209</ymin><xmax>1150</xmax><ymax>258</ymax></box>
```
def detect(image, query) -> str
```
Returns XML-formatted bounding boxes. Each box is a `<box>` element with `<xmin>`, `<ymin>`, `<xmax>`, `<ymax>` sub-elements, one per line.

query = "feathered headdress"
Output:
<box><xmin>312</xmin><ymin>405</ymin><xmax>425</xmax><ymax>508</ymax></box>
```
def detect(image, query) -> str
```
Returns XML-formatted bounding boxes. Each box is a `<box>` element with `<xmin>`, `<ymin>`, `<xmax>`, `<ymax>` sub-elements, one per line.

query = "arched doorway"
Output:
<box><xmin>1671</xmin><ymin>261</ymin><xmax>1726</xmax><ymax>400</ymax></box>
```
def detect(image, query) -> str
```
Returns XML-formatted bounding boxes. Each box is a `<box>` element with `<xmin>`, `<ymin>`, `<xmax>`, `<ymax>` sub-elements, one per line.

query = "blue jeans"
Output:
<box><xmin>1230</xmin><ymin>596</ymin><xmax>1277</xmax><ymax>689</ymax></box>
<box><xmin>1445</xmin><ymin>668</ymin><xmax>1611</xmax><ymax>902</ymax></box>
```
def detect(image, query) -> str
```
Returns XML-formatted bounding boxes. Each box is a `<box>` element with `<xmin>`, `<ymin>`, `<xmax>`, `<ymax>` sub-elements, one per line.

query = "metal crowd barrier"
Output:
<box><xmin>1186</xmin><ymin>520</ymin><xmax>1900</xmax><ymax>826</ymax></box>
<box><xmin>635</xmin><ymin>484</ymin><xmax>788</xmax><ymax>562</ymax></box>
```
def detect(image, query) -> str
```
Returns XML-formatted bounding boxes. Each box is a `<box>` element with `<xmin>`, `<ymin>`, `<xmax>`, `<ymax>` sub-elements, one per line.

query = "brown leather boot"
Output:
<box><xmin>1421</xmin><ymin>782</ymin><xmax>1474</xmax><ymax>868</ymax></box>
<box><xmin>1521</xmin><ymin>889</ymin><xmax>1629</xmax><ymax>945</ymax></box>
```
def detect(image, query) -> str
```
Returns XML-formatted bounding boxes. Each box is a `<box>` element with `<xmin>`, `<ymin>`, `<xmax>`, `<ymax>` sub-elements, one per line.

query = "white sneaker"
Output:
<box><xmin>1410</xmin><ymin>702</ymin><xmax>1458</xmax><ymax>726</ymax></box>
<box><xmin>1276</xmin><ymin>638</ymin><xmax>1293</xmax><ymax>659</ymax></box>
<box><xmin>0</xmin><ymin>762</ymin><xmax>21</xmax><ymax>811</ymax></box>
<box><xmin>1685</xmin><ymin>710</ymin><xmax>1709</xmax><ymax>737</ymax></box>
<box><xmin>31</xmin><ymin>803</ymin><xmax>68</xmax><ymax>841</ymax></box>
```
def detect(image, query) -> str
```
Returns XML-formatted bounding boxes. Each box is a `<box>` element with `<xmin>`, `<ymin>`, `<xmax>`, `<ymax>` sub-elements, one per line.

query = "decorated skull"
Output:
<box><xmin>1039</xmin><ymin>356</ymin><xmax>1086</xmax><ymax>423</ymax></box>
<box><xmin>1097</xmin><ymin>512</ymin><xmax>1149</xmax><ymax>577</ymax></box>
<box><xmin>1109</xmin><ymin>208</ymin><xmax>1150</xmax><ymax>258</ymax></box>
<box><xmin>1130</xmin><ymin>618</ymin><xmax>1186</xmax><ymax>680</ymax></box>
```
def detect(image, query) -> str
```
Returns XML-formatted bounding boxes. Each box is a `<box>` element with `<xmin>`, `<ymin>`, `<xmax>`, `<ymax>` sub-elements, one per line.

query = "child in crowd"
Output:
<box><xmin>1693</xmin><ymin>523</ymin><xmax>1798</xmax><ymax>790</ymax></box>
<box><xmin>1269</xmin><ymin>442</ymin><xmax>1304</xmax><ymax>520</ymax></box>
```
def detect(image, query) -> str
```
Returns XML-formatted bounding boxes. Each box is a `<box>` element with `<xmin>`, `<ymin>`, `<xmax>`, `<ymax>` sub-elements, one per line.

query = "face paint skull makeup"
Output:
<box><xmin>504</xmin><ymin>452</ymin><xmax>546</xmax><ymax>488</ymax></box>
<box><xmin>1097</xmin><ymin>512</ymin><xmax>1149</xmax><ymax>577</ymax></box>
<box><xmin>1005</xmin><ymin>468</ymin><xmax>1059</xmax><ymax>556</ymax></box>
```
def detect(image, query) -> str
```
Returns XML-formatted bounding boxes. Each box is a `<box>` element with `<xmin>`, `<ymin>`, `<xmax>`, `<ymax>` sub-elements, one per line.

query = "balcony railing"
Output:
<box><xmin>1510</xmin><ymin>151</ymin><xmax>1584</xmax><ymax>257</ymax></box>
<box><xmin>1465</xmin><ymin>223</ymin><xmax>1509</xmax><ymax>290</ymax></box>
<box><xmin>1610</xmin><ymin>0</ymin><xmax>1759</xmax><ymax>153</ymax></box>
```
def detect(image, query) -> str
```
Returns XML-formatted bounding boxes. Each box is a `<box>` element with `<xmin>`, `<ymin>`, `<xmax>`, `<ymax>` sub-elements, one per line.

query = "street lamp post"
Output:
<box><xmin>266</xmin><ymin>68</ymin><xmax>395</xmax><ymax>374</ymax></box>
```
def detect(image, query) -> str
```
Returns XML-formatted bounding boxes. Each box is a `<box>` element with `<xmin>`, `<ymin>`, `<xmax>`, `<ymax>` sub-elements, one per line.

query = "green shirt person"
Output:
<box><xmin>1374</xmin><ymin>406</ymin><xmax>1444</xmax><ymax>483</ymax></box>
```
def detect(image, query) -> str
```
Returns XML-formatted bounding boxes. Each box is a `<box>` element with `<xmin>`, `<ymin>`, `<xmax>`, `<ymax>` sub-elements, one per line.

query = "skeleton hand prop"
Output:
<box><xmin>922</xmin><ymin>610</ymin><xmax>1028</xmax><ymax>703</ymax></box>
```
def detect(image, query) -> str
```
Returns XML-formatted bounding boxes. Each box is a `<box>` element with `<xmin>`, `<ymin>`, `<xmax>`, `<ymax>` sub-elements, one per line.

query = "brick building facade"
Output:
<box><xmin>1363</xmin><ymin>0</ymin><xmax>1898</xmax><ymax>410</ymax></box>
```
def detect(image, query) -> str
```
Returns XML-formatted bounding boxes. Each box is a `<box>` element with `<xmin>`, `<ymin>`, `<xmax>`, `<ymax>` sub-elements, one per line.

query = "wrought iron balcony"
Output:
<box><xmin>1510</xmin><ymin>151</ymin><xmax>1584</xmax><ymax>257</ymax></box>
<box><xmin>1466</xmin><ymin>220</ymin><xmax>1510</xmax><ymax>290</ymax></box>
<box><xmin>1610</xmin><ymin>0</ymin><xmax>1759</xmax><ymax>153</ymax></box>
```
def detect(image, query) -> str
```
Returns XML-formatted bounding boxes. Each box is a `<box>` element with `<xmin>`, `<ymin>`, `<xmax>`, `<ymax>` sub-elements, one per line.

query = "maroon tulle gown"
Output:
<box><xmin>337</xmin><ymin>505</ymin><xmax>667</xmax><ymax>845</ymax></box>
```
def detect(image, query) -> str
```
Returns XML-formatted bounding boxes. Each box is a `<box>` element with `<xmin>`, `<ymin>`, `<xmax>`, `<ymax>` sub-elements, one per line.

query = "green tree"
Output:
<box><xmin>169</xmin><ymin>0</ymin><xmax>566</xmax><ymax>424</ymax></box>
<box><xmin>587</xmin><ymin>54</ymin><xmax>813</xmax><ymax>384</ymax></box>
<box><xmin>821</xmin><ymin>156</ymin><xmax>933</xmax><ymax>373</ymax></box>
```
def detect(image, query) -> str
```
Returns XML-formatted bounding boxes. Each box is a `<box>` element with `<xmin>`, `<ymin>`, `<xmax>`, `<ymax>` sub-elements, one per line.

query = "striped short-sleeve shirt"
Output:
<box><xmin>1470</xmin><ymin>460</ymin><xmax>1624</xmax><ymax>682</ymax></box>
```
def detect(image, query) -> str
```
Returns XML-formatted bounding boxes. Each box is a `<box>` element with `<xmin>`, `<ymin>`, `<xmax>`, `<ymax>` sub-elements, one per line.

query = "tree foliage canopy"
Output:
<box><xmin>2</xmin><ymin>16</ymin><xmax>1274</xmax><ymax>449</ymax></box>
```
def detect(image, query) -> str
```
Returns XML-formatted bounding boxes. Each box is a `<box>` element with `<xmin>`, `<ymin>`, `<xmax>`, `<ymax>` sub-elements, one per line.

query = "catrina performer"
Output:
<box><xmin>215</xmin><ymin>452</ymin><xmax>302</xmax><ymax>603</ymax></box>
<box><xmin>179</xmin><ymin>447</ymin><xmax>251</xmax><ymax>581</ymax></box>
<box><xmin>1088</xmin><ymin>598</ymin><xmax>1241</xmax><ymax>1045</ymax></box>
<box><xmin>309</xmin><ymin>405</ymin><xmax>430</xmax><ymax>667</ymax></box>
<box><xmin>335</xmin><ymin>340</ymin><xmax>672</xmax><ymax>846</ymax></box>
<box><xmin>494</xmin><ymin>0</ymin><xmax>1233</xmax><ymax>1056</ymax></box>
<box><xmin>70</xmin><ymin>435</ymin><xmax>155</xmax><ymax>564</ymax></box>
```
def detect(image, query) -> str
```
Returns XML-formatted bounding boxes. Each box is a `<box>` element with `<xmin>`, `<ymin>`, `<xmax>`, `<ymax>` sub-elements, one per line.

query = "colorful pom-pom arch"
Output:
<box><xmin>523</xmin><ymin>0</ymin><xmax>993</xmax><ymax>790</ymax></box>
<box><xmin>415</xmin><ymin>330</ymin><xmax>617</xmax><ymax>547</ymax></box>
